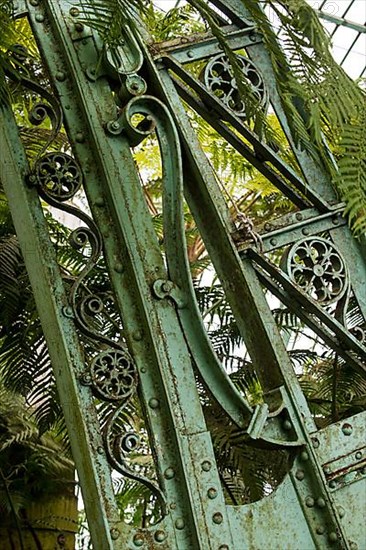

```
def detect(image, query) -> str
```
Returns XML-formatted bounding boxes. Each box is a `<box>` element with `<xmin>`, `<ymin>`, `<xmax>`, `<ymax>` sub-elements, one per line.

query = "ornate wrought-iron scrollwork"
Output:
<box><xmin>35</xmin><ymin>153</ymin><xmax>82</xmax><ymax>201</ymax></box>
<box><xmin>201</xmin><ymin>53</ymin><xmax>267</xmax><ymax>119</ymax></box>
<box><xmin>90</xmin><ymin>349</ymin><xmax>137</xmax><ymax>402</ymax></box>
<box><xmin>281</xmin><ymin>236</ymin><xmax>349</xmax><ymax>306</ymax></box>
<box><xmin>32</xmin><ymin>147</ymin><xmax>165</xmax><ymax>519</ymax></box>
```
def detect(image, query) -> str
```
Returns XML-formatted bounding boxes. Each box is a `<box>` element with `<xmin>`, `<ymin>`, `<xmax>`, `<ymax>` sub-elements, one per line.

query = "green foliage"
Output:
<box><xmin>0</xmin><ymin>380</ymin><xmax>74</xmax><ymax>519</ymax></box>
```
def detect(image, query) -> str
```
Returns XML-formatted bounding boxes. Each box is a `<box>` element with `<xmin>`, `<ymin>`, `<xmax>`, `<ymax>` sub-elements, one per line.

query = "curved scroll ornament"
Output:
<box><xmin>90</xmin><ymin>349</ymin><xmax>137</xmax><ymax>402</ymax></box>
<box><xmin>36</xmin><ymin>153</ymin><xmax>82</xmax><ymax>201</ymax></box>
<box><xmin>282</xmin><ymin>237</ymin><xmax>349</xmax><ymax>306</ymax></box>
<box><xmin>31</xmin><ymin>152</ymin><xmax>166</xmax><ymax>514</ymax></box>
<box><xmin>116</xmin><ymin>95</ymin><xmax>253</xmax><ymax>428</ymax></box>
<box><xmin>201</xmin><ymin>53</ymin><xmax>268</xmax><ymax>119</ymax></box>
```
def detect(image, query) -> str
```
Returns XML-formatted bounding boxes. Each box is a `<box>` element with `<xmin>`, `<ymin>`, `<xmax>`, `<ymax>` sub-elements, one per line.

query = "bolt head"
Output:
<box><xmin>154</xmin><ymin>530</ymin><xmax>166</xmax><ymax>542</ymax></box>
<box><xmin>56</xmin><ymin>71</ymin><xmax>66</xmax><ymax>81</ymax></box>
<box><xmin>316</xmin><ymin>497</ymin><xmax>326</xmax><ymax>508</ymax></box>
<box><xmin>338</xmin><ymin>506</ymin><xmax>345</xmax><ymax>518</ymax></box>
<box><xmin>328</xmin><ymin>532</ymin><xmax>338</xmax><ymax>543</ymax></box>
<box><xmin>202</xmin><ymin>461</ymin><xmax>211</xmax><ymax>472</ymax></box>
<box><xmin>187</xmin><ymin>50</ymin><xmax>194</xmax><ymax>58</ymax></box>
<box><xmin>75</xmin><ymin>22</ymin><xmax>84</xmax><ymax>32</ymax></box>
<box><xmin>312</xmin><ymin>437</ymin><xmax>320</xmax><ymax>448</ymax></box>
<box><xmin>95</xmin><ymin>197</ymin><xmax>105</xmax><ymax>207</ymax></box>
<box><xmin>70</xmin><ymin>7</ymin><xmax>80</xmax><ymax>16</ymax></box>
<box><xmin>111</xmin><ymin>121</ymin><xmax>120</xmax><ymax>130</ymax></box>
<box><xmin>270</xmin><ymin>238</ymin><xmax>278</xmax><ymax>247</ymax></box>
<box><xmin>207</xmin><ymin>487</ymin><xmax>218</xmax><ymax>499</ymax></box>
<box><xmin>75</xmin><ymin>132</ymin><xmax>85</xmax><ymax>143</ymax></box>
<box><xmin>114</xmin><ymin>262</ymin><xmax>124</xmax><ymax>274</ymax></box>
<box><xmin>300</xmin><ymin>451</ymin><xmax>309</xmax><ymax>461</ymax></box>
<box><xmin>350</xmin><ymin>542</ymin><xmax>358</xmax><ymax>550</ymax></box>
<box><xmin>316</xmin><ymin>526</ymin><xmax>325</xmax><ymax>535</ymax></box>
<box><xmin>295</xmin><ymin>469</ymin><xmax>305</xmax><ymax>481</ymax></box>
<box><xmin>305</xmin><ymin>497</ymin><xmax>314</xmax><ymax>508</ymax></box>
<box><xmin>283</xmin><ymin>420</ymin><xmax>292</xmax><ymax>431</ymax></box>
<box><xmin>149</xmin><ymin>398</ymin><xmax>159</xmax><ymax>409</ymax></box>
<box><xmin>355</xmin><ymin>451</ymin><xmax>362</xmax><ymax>460</ymax></box>
<box><xmin>212</xmin><ymin>512</ymin><xmax>223</xmax><ymax>524</ymax></box>
<box><xmin>329</xmin><ymin>480</ymin><xmax>337</xmax><ymax>489</ymax></box>
<box><xmin>164</xmin><ymin>467</ymin><xmax>175</xmax><ymax>479</ymax></box>
<box><xmin>342</xmin><ymin>423</ymin><xmax>353</xmax><ymax>436</ymax></box>
<box><xmin>133</xmin><ymin>534</ymin><xmax>144</xmax><ymax>547</ymax></box>
<box><xmin>175</xmin><ymin>518</ymin><xmax>185</xmax><ymax>530</ymax></box>
<box><xmin>296</xmin><ymin>212</ymin><xmax>303</xmax><ymax>221</ymax></box>
<box><xmin>302</xmin><ymin>228</ymin><xmax>310</xmax><ymax>236</ymax></box>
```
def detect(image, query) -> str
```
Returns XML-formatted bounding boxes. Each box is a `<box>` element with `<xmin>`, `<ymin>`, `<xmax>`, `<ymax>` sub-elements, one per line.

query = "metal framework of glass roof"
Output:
<box><xmin>154</xmin><ymin>0</ymin><xmax>366</xmax><ymax>79</ymax></box>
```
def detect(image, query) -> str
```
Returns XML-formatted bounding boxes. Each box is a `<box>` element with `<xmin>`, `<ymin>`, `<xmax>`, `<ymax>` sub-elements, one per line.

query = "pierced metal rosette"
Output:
<box><xmin>201</xmin><ymin>53</ymin><xmax>267</xmax><ymax>118</ymax></box>
<box><xmin>90</xmin><ymin>349</ymin><xmax>137</xmax><ymax>402</ymax></box>
<box><xmin>282</xmin><ymin>237</ymin><xmax>349</xmax><ymax>306</ymax></box>
<box><xmin>35</xmin><ymin>153</ymin><xmax>82</xmax><ymax>202</ymax></box>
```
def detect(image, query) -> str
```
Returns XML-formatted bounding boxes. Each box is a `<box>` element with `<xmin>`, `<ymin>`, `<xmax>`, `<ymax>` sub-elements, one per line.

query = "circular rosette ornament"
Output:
<box><xmin>282</xmin><ymin>237</ymin><xmax>349</xmax><ymax>306</ymax></box>
<box><xmin>90</xmin><ymin>349</ymin><xmax>137</xmax><ymax>401</ymax></box>
<box><xmin>35</xmin><ymin>152</ymin><xmax>82</xmax><ymax>202</ymax></box>
<box><xmin>201</xmin><ymin>53</ymin><xmax>267</xmax><ymax>119</ymax></box>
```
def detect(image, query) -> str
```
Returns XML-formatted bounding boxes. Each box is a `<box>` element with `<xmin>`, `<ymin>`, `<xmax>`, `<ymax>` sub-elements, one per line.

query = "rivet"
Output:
<box><xmin>30</xmin><ymin>0</ymin><xmax>39</xmax><ymax>5</ymax></box>
<box><xmin>316</xmin><ymin>497</ymin><xmax>326</xmax><ymax>508</ymax></box>
<box><xmin>164</xmin><ymin>468</ymin><xmax>175</xmax><ymax>479</ymax></box>
<box><xmin>70</xmin><ymin>7</ymin><xmax>80</xmax><ymax>16</ymax></box>
<box><xmin>64</xmin><ymin>105</ymin><xmax>70</xmax><ymax>110</ymax></box>
<box><xmin>329</xmin><ymin>480</ymin><xmax>337</xmax><ymax>489</ymax></box>
<box><xmin>300</xmin><ymin>451</ymin><xmax>309</xmax><ymax>461</ymax></box>
<box><xmin>110</xmin><ymin>528</ymin><xmax>120</xmax><ymax>540</ymax></box>
<box><xmin>295</xmin><ymin>469</ymin><xmax>305</xmax><ymax>481</ymax></box>
<box><xmin>55</xmin><ymin>71</ymin><xmax>66</xmax><ymax>82</ymax></box>
<box><xmin>328</xmin><ymin>532</ymin><xmax>338</xmax><ymax>543</ymax></box>
<box><xmin>264</xmin><ymin>223</ymin><xmax>272</xmax><ymax>231</ymax></box>
<box><xmin>175</xmin><ymin>518</ymin><xmax>185</xmax><ymax>530</ymax></box>
<box><xmin>355</xmin><ymin>451</ymin><xmax>362</xmax><ymax>460</ymax></box>
<box><xmin>212</xmin><ymin>512</ymin><xmax>223</xmax><ymax>524</ymax></box>
<box><xmin>323</xmin><ymin>465</ymin><xmax>331</xmax><ymax>474</ymax></box>
<box><xmin>187</xmin><ymin>50</ymin><xmax>194</xmax><ymax>58</ymax></box>
<box><xmin>312</xmin><ymin>437</ymin><xmax>320</xmax><ymax>448</ymax></box>
<box><xmin>283</xmin><ymin>420</ymin><xmax>292</xmax><ymax>431</ymax></box>
<box><xmin>133</xmin><ymin>534</ymin><xmax>144</xmax><ymax>547</ymax></box>
<box><xmin>95</xmin><ymin>197</ymin><xmax>105</xmax><ymax>207</ymax></box>
<box><xmin>140</xmin><ymin>367</ymin><xmax>146</xmax><ymax>373</ymax></box>
<box><xmin>338</xmin><ymin>506</ymin><xmax>345</xmax><ymax>518</ymax></box>
<box><xmin>75</xmin><ymin>132</ymin><xmax>85</xmax><ymax>143</ymax></box>
<box><xmin>350</xmin><ymin>542</ymin><xmax>358</xmax><ymax>550</ymax></box>
<box><xmin>249</xmin><ymin>32</ymin><xmax>257</xmax><ymax>42</ymax></box>
<box><xmin>332</xmin><ymin>215</ymin><xmax>341</xmax><ymax>225</ymax></box>
<box><xmin>302</xmin><ymin>228</ymin><xmax>310</xmax><ymax>236</ymax></box>
<box><xmin>207</xmin><ymin>487</ymin><xmax>218</xmax><ymax>499</ymax></box>
<box><xmin>154</xmin><ymin>530</ymin><xmax>166</xmax><ymax>542</ymax></box>
<box><xmin>316</xmin><ymin>526</ymin><xmax>325</xmax><ymax>535</ymax></box>
<box><xmin>201</xmin><ymin>461</ymin><xmax>211</xmax><ymax>472</ymax></box>
<box><xmin>97</xmin><ymin>446</ymin><xmax>104</xmax><ymax>454</ymax></box>
<box><xmin>103</xmin><ymin>231</ymin><xmax>110</xmax><ymax>238</ymax></box>
<box><xmin>305</xmin><ymin>496</ymin><xmax>314</xmax><ymax>507</ymax></box>
<box><xmin>114</xmin><ymin>262</ymin><xmax>124</xmax><ymax>273</ymax></box>
<box><xmin>296</xmin><ymin>212</ymin><xmax>303</xmax><ymax>221</ymax></box>
<box><xmin>75</xmin><ymin>22</ymin><xmax>84</xmax><ymax>32</ymax></box>
<box><xmin>133</xmin><ymin>330</ymin><xmax>143</xmax><ymax>341</ymax></box>
<box><xmin>111</xmin><ymin>121</ymin><xmax>120</xmax><ymax>130</ymax></box>
<box><xmin>170</xmin><ymin>502</ymin><xmax>176</xmax><ymax>510</ymax></box>
<box><xmin>219</xmin><ymin>546</ymin><xmax>229</xmax><ymax>550</ymax></box>
<box><xmin>149</xmin><ymin>398</ymin><xmax>159</xmax><ymax>409</ymax></box>
<box><xmin>35</xmin><ymin>14</ymin><xmax>45</xmax><ymax>22</ymax></box>
<box><xmin>342</xmin><ymin>423</ymin><xmax>352</xmax><ymax>436</ymax></box>
<box><xmin>270</xmin><ymin>238</ymin><xmax>278</xmax><ymax>246</ymax></box>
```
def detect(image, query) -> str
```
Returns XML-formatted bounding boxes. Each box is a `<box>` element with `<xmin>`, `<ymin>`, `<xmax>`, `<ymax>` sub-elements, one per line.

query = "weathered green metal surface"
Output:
<box><xmin>1</xmin><ymin>0</ymin><xmax>365</xmax><ymax>548</ymax></box>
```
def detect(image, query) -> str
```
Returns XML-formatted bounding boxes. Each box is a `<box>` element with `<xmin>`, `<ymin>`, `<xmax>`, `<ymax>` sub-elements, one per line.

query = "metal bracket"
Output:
<box><xmin>152</xmin><ymin>279</ymin><xmax>186</xmax><ymax>309</ymax></box>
